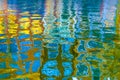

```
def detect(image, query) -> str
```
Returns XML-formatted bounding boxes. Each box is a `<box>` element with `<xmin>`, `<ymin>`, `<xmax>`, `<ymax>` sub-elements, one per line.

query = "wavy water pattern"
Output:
<box><xmin>0</xmin><ymin>0</ymin><xmax>120</xmax><ymax>80</ymax></box>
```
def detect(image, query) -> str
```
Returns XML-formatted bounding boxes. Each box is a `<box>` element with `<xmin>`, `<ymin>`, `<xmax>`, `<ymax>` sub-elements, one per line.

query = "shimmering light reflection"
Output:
<box><xmin>72</xmin><ymin>77</ymin><xmax>78</xmax><ymax>80</ymax></box>
<box><xmin>0</xmin><ymin>0</ymin><xmax>120</xmax><ymax>80</ymax></box>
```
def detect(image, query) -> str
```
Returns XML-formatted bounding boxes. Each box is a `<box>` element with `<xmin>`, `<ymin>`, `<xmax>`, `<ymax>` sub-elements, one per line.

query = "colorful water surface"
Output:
<box><xmin>0</xmin><ymin>0</ymin><xmax>120</xmax><ymax>80</ymax></box>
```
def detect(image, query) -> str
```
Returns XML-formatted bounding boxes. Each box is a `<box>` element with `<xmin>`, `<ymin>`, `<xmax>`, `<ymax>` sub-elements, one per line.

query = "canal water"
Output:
<box><xmin>0</xmin><ymin>0</ymin><xmax>120</xmax><ymax>80</ymax></box>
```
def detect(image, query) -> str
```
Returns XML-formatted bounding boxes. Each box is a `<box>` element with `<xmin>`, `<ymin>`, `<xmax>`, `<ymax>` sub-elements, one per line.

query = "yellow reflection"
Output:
<box><xmin>20</xmin><ymin>22</ymin><xmax>30</xmax><ymax>29</ymax></box>
<box><xmin>8</xmin><ymin>14</ymin><xmax>17</xmax><ymax>21</ymax></box>
<box><xmin>0</xmin><ymin>36</ymin><xmax>6</xmax><ymax>39</ymax></box>
<box><xmin>19</xmin><ymin>30</ymin><xmax>30</xmax><ymax>34</ymax></box>
<box><xmin>0</xmin><ymin>9</ymin><xmax>44</xmax><ymax>38</ymax></box>
<box><xmin>31</xmin><ymin>26</ymin><xmax>43</xmax><ymax>34</ymax></box>
<box><xmin>19</xmin><ymin>17</ymin><xmax>30</xmax><ymax>22</ymax></box>
<box><xmin>8</xmin><ymin>24</ymin><xmax>18</xmax><ymax>29</ymax></box>
<box><xmin>0</xmin><ymin>15</ymin><xmax>5</xmax><ymax>36</ymax></box>
<box><xmin>0</xmin><ymin>25</ymin><xmax>4</xmax><ymax>34</ymax></box>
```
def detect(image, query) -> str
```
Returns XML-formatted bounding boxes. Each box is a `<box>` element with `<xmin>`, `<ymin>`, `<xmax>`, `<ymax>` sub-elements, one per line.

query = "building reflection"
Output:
<box><xmin>0</xmin><ymin>0</ymin><xmax>119</xmax><ymax>80</ymax></box>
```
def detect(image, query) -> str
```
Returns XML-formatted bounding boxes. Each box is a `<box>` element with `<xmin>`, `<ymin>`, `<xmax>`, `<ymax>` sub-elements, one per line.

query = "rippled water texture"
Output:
<box><xmin>0</xmin><ymin>0</ymin><xmax>120</xmax><ymax>80</ymax></box>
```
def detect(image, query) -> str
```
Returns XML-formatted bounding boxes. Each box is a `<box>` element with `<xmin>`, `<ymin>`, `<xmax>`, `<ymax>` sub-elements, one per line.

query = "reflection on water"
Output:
<box><xmin>0</xmin><ymin>0</ymin><xmax>120</xmax><ymax>80</ymax></box>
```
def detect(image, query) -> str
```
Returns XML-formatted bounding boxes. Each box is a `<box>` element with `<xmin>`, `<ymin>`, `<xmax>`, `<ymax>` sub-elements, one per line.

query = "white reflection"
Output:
<box><xmin>72</xmin><ymin>77</ymin><xmax>78</xmax><ymax>80</ymax></box>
